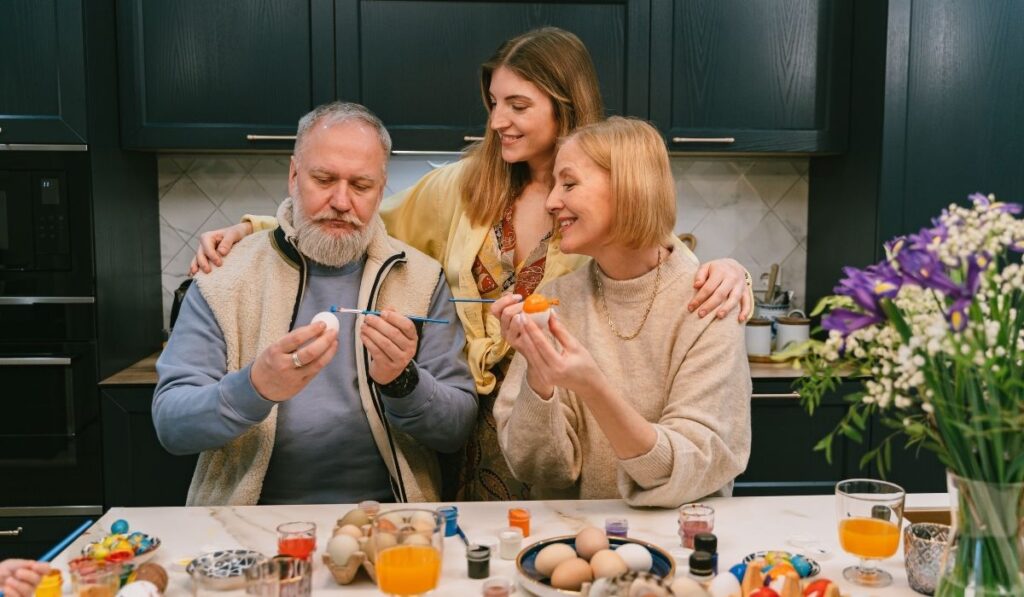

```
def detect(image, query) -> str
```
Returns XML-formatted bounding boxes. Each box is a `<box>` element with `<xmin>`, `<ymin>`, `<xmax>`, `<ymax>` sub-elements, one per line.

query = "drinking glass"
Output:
<box><xmin>277</xmin><ymin>521</ymin><xmax>317</xmax><ymax>562</ymax></box>
<box><xmin>836</xmin><ymin>478</ymin><xmax>905</xmax><ymax>587</ymax></box>
<box><xmin>372</xmin><ymin>508</ymin><xmax>444</xmax><ymax>596</ymax></box>
<box><xmin>70</xmin><ymin>561</ymin><xmax>121</xmax><ymax>597</ymax></box>
<box><xmin>245</xmin><ymin>556</ymin><xmax>312</xmax><ymax>597</ymax></box>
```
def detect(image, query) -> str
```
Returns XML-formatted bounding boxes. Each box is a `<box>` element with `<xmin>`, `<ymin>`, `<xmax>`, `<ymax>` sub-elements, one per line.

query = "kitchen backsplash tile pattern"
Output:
<box><xmin>158</xmin><ymin>155</ymin><xmax>807</xmax><ymax>330</ymax></box>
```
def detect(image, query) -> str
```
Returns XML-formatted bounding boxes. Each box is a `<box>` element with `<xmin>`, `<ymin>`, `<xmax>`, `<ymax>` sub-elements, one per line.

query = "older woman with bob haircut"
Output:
<box><xmin>492</xmin><ymin>117</ymin><xmax>751</xmax><ymax>507</ymax></box>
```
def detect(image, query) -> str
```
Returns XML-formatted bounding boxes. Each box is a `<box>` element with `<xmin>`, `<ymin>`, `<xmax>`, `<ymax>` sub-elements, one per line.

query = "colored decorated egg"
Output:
<box><xmin>729</xmin><ymin>562</ymin><xmax>747</xmax><ymax>583</ymax></box>
<box><xmin>803</xmin><ymin>579</ymin><xmax>837</xmax><ymax>597</ymax></box>
<box><xmin>749</xmin><ymin>588</ymin><xmax>780</xmax><ymax>597</ymax></box>
<box><xmin>91</xmin><ymin>545</ymin><xmax>110</xmax><ymax>561</ymax></box>
<box><xmin>111</xmin><ymin>519</ymin><xmax>129</xmax><ymax>535</ymax></box>
<box><xmin>523</xmin><ymin>294</ymin><xmax>559</xmax><ymax>327</ymax></box>
<box><xmin>766</xmin><ymin>561</ymin><xmax>796</xmax><ymax>580</ymax></box>
<box><xmin>790</xmin><ymin>554</ymin><xmax>813</xmax><ymax>578</ymax></box>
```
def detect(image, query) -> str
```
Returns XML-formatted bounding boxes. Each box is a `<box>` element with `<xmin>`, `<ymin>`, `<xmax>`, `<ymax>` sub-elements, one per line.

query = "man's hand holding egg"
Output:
<box><xmin>250</xmin><ymin>315</ymin><xmax>340</xmax><ymax>402</ymax></box>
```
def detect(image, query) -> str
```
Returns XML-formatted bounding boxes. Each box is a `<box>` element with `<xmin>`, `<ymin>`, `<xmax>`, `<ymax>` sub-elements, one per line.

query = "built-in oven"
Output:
<box><xmin>0</xmin><ymin>162</ymin><xmax>102</xmax><ymax>512</ymax></box>
<box><xmin>0</xmin><ymin>296</ymin><xmax>102</xmax><ymax>505</ymax></box>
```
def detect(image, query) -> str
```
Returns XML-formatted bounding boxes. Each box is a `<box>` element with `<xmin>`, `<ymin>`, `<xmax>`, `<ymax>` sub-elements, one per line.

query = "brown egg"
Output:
<box><xmin>535</xmin><ymin>543</ymin><xmax>577</xmax><ymax>577</ymax></box>
<box><xmin>590</xmin><ymin>549</ymin><xmax>628</xmax><ymax>578</ymax></box>
<box><xmin>134</xmin><ymin>563</ymin><xmax>168</xmax><ymax>593</ymax></box>
<box><xmin>575</xmin><ymin>526</ymin><xmax>610</xmax><ymax>561</ymax></box>
<box><xmin>338</xmin><ymin>508</ymin><xmax>370</xmax><ymax>528</ymax></box>
<box><xmin>550</xmin><ymin>557</ymin><xmax>594</xmax><ymax>591</ymax></box>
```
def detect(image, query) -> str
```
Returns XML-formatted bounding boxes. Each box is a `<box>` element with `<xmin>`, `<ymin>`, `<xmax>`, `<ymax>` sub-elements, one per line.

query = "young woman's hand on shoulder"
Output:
<box><xmin>189</xmin><ymin>221</ymin><xmax>253</xmax><ymax>275</ymax></box>
<box><xmin>690</xmin><ymin>258</ymin><xmax>752</xmax><ymax>321</ymax></box>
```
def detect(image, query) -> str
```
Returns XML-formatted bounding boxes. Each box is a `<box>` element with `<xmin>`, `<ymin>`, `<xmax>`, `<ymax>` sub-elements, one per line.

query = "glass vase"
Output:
<box><xmin>936</xmin><ymin>473</ymin><xmax>1024</xmax><ymax>596</ymax></box>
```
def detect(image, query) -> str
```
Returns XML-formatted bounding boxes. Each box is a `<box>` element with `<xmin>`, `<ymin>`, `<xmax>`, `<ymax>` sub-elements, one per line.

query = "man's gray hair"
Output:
<box><xmin>294</xmin><ymin>101</ymin><xmax>392</xmax><ymax>160</ymax></box>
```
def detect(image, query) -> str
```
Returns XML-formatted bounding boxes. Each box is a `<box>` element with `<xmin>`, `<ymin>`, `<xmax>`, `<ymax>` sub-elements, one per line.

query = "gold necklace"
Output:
<box><xmin>593</xmin><ymin>248</ymin><xmax>663</xmax><ymax>341</ymax></box>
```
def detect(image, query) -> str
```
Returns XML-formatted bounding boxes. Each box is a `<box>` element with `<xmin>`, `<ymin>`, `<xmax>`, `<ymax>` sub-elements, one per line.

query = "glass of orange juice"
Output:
<box><xmin>836</xmin><ymin>478</ymin><xmax>906</xmax><ymax>587</ymax></box>
<box><xmin>372</xmin><ymin>509</ymin><xmax>444</xmax><ymax>596</ymax></box>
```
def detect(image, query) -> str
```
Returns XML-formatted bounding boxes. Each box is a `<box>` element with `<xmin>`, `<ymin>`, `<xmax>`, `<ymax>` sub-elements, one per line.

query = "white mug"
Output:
<box><xmin>745</xmin><ymin>318</ymin><xmax>772</xmax><ymax>357</ymax></box>
<box><xmin>775</xmin><ymin>309</ymin><xmax>810</xmax><ymax>351</ymax></box>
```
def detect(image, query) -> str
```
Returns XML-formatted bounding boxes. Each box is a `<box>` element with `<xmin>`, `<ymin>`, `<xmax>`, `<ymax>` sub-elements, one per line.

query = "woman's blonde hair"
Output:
<box><xmin>563</xmin><ymin>116</ymin><xmax>676</xmax><ymax>249</ymax></box>
<box><xmin>461</xmin><ymin>27</ymin><xmax>604</xmax><ymax>226</ymax></box>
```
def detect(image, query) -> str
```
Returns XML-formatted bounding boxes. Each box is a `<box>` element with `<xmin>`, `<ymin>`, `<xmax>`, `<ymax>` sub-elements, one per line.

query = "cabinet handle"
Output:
<box><xmin>0</xmin><ymin>527</ymin><xmax>23</xmax><ymax>537</ymax></box>
<box><xmin>0</xmin><ymin>296</ymin><xmax>94</xmax><ymax>305</ymax></box>
<box><xmin>463</xmin><ymin>136</ymin><xmax>484</xmax><ymax>142</ymax></box>
<box><xmin>0</xmin><ymin>357</ymin><xmax>72</xmax><ymax>366</ymax></box>
<box><xmin>671</xmin><ymin>137</ymin><xmax>736</xmax><ymax>144</ymax></box>
<box><xmin>751</xmin><ymin>392</ymin><xmax>801</xmax><ymax>399</ymax></box>
<box><xmin>245</xmin><ymin>135</ymin><xmax>296</xmax><ymax>141</ymax></box>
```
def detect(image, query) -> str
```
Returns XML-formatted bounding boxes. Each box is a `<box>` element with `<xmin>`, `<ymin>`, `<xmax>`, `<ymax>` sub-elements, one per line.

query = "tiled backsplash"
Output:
<box><xmin>158</xmin><ymin>155</ymin><xmax>807</xmax><ymax>330</ymax></box>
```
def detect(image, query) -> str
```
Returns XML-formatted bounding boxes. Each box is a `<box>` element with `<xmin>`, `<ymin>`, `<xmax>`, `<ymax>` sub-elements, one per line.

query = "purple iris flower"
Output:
<box><xmin>964</xmin><ymin>251</ymin><xmax>990</xmax><ymax>296</ymax></box>
<box><xmin>822</xmin><ymin>308</ymin><xmax>884</xmax><ymax>336</ymax></box>
<box><xmin>969</xmin><ymin>192</ymin><xmax>1023</xmax><ymax>215</ymax></box>
<box><xmin>946</xmin><ymin>297</ymin><xmax>971</xmax><ymax>332</ymax></box>
<box><xmin>825</xmin><ymin>263</ymin><xmax>903</xmax><ymax>335</ymax></box>
<box><xmin>896</xmin><ymin>245</ymin><xmax>962</xmax><ymax>295</ymax></box>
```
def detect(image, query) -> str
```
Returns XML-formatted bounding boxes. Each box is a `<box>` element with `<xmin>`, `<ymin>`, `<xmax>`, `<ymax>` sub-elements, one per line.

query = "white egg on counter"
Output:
<box><xmin>614</xmin><ymin>543</ymin><xmax>653</xmax><ymax>573</ymax></box>
<box><xmin>670</xmin><ymin>576</ymin><xmax>711</xmax><ymax>597</ymax></box>
<box><xmin>327</xmin><ymin>533</ymin><xmax>360</xmax><ymax>565</ymax></box>
<box><xmin>336</xmin><ymin>524</ymin><xmax>362</xmax><ymax>539</ymax></box>
<box><xmin>707</xmin><ymin>571</ymin><xmax>742</xmax><ymax>597</ymax></box>
<box><xmin>312</xmin><ymin>310</ymin><xmax>340</xmax><ymax>334</ymax></box>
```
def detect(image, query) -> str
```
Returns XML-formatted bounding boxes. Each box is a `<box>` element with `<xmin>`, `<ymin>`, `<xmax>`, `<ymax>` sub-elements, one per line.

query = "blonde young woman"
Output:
<box><xmin>189</xmin><ymin>28</ymin><xmax>752</xmax><ymax>501</ymax></box>
<box><xmin>491</xmin><ymin>117</ymin><xmax>751</xmax><ymax>507</ymax></box>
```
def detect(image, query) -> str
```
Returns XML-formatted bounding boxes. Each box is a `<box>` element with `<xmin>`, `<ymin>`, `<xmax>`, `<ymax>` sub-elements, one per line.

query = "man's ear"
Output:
<box><xmin>288</xmin><ymin>156</ymin><xmax>299</xmax><ymax>198</ymax></box>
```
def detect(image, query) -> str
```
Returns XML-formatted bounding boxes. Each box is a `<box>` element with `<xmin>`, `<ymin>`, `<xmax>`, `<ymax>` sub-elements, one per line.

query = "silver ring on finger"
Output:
<box><xmin>291</xmin><ymin>351</ymin><xmax>304</xmax><ymax>369</ymax></box>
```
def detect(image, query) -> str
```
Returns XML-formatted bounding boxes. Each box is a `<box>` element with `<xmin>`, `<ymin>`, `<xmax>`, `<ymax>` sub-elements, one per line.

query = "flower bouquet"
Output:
<box><xmin>794</xmin><ymin>194</ymin><xmax>1024</xmax><ymax>596</ymax></box>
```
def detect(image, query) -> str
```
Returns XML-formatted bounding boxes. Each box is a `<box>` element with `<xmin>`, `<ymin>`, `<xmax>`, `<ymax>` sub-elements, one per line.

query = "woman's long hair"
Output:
<box><xmin>461</xmin><ymin>27</ymin><xmax>604</xmax><ymax>226</ymax></box>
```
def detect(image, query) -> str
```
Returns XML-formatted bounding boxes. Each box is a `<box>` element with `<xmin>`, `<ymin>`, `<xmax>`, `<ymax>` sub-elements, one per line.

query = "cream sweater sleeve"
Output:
<box><xmin>616</xmin><ymin>308</ymin><xmax>752</xmax><ymax>507</ymax></box>
<box><xmin>493</xmin><ymin>353</ymin><xmax>584</xmax><ymax>489</ymax></box>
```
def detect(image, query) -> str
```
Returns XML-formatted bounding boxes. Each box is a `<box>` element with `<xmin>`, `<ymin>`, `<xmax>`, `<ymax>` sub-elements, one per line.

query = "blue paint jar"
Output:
<box><xmin>438</xmin><ymin>505</ymin><xmax>458</xmax><ymax>537</ymax></box>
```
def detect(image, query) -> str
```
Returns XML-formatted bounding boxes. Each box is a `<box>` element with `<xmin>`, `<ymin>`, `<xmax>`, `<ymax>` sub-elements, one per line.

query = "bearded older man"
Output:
<box><xmin>154</xmin><ymin>102</ymin><xmax>477</xmax><ymax>505</ymax></box>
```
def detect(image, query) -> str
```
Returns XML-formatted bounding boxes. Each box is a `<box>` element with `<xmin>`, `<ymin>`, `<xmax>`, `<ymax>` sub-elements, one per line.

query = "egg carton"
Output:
<box><xmin>322</xmin><ymin>527</ymin><xmax>378</xmax><ymax>585</ymax></box>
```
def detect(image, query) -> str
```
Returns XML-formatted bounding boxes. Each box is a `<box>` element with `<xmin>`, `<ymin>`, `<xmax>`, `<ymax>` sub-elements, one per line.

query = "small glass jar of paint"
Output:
<box><xmin>438</xmin><ymin>505</ymin><xmax>459</xmax><ymax>537</ymax></box>
<box><xmin>508</xmin><ymin>507</ymin><xmax>530</xmax><ymax>537</ymax></box>
<box><xmin>358</xmin><ymin>500</ymin><xmax>381</xmax><ymax>521</ymax></box>
<box><xmin>605</xmin><ymin>517</ymin><xmax>629</xmax><ymax>538</ymax></box>
<box><xmin>482</xmin><ymin>576</ymin><xmax>512</xmax><ymax>597</ymax></box>
<box><xmin>694</xmin><ymin>532</ymin><xmax>718</xmax><ymax>575</ymax></box>
<box><xmin>467</xmin><ymin>544</ymin><xmax>491</xmax><ymax>579</ymax></box>
<box><xmin>498</xmin><ymin>527</ymin><xmax>524</xmax><ymax>560</ymax></box>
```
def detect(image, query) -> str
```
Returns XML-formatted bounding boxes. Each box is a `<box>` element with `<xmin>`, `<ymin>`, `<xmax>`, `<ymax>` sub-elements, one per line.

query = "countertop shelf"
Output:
<box><xmin>100</xmin><ymin>352</ymin><xmax>810</xmax><ymax>386</ymax></box>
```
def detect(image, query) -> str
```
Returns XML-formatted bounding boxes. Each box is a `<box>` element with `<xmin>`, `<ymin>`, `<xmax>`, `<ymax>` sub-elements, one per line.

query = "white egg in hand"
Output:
<box><xmin>312</xmin><ymin>311</ymin><xmax>340</xmax><ymax>334</ymax></box>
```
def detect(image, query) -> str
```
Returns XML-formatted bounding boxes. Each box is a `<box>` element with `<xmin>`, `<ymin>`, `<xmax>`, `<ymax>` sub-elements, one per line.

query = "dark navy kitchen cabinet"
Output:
<box><xmin>0</xmin><ymin>0</ymin><xmax>88</xmax><ymax>145</ymax></box>
<box><xmin>117</xmin><ymin>0</ymin><xmax>335</xmax><ymax>150</ymax></box>
<box><xmin>737</xmin><ymin>377</ymin><xmax>946</xmax><ymax>496</ymax></box>
<box><xmin>337</xmin><ymin>0</ymin><xmax>651</xmax><ymax>151</ymax></box>
<box><xmin>735</xmin><ymin>379</ymin><xmax>866</xmax><ymax>496</ymax></box>
<box><xmin>102</xmin><ymin>386</ymin><xmax>197</xmax><ymax>507</ymax></box>
<box><xmin>650</xmin><ymin>0</ymin><xmax>851</xmax><ymax>153</ymax></box>
<box><xmin>808</xmin><ymin>0</ymin><xmax>1024</xmax><ymax>309</ymax></box>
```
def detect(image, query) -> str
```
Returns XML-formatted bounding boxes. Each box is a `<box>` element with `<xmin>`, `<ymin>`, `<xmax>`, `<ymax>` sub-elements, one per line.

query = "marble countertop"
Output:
<box><xmin>51</xmin><ymin>495</ymin><xmax>947</xmax><ymax>596</ymax></box>
<box><xmin>100</xmin><ymin>353</ymin><xmax>809</xmax><ymax>385</ymax></box>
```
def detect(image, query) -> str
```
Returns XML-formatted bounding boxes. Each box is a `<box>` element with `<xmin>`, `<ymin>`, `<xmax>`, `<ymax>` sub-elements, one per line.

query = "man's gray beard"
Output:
<box><xmin>293</xmin><ymin>202</ymin><xmax>373</xmax><ymax>267</ymax></box>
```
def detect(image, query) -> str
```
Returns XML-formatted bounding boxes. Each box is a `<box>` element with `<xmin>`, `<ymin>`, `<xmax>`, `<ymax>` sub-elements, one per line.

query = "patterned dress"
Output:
<box><xmin>453</xmin><ymin>204</ymin><xmax>552</xmax><ymax>501</ymax></box>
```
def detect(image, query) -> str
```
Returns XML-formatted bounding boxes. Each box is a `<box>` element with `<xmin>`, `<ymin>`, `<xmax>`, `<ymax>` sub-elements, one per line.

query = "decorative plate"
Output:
<box><xmin>81</xmin><ymin>535</ymin><xmax>161</xmax><ymax>565</ymax></box>
<box><xmin>516</xmin><ymin>536</ymin><xmax>675</xmax><ymax>597</ymax></box>
<box><xmin>742</xmin><ymin>550</ymin><xmax>821</xmax><ymax>578</ymax></box>
<box><xmin>186</xmin><ymin>549</ymin><xmax>267</xmax><ymax>590</ymax></box>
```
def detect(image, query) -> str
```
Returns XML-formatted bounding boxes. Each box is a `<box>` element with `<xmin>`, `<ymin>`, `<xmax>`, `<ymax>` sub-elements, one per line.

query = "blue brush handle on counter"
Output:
<box><xmin>0</xmin><ymin>519</ymin><xmax>93</xmax><ymax>597</ymax></box>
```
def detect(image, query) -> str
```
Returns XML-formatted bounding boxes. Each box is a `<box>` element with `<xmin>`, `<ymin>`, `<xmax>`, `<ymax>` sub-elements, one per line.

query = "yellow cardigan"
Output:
<box><xmin>246</xmin><ymin>160</ymin><xmax>706</xmax><ymax>395</ymax></box>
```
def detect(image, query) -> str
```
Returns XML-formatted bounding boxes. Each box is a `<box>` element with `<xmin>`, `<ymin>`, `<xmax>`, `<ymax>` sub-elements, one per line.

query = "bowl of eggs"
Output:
<box><xmin>516</xmin><ymin>527</ymin><xmax>675</xmax><ymax>596</ymax></box>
